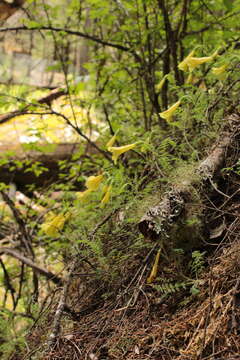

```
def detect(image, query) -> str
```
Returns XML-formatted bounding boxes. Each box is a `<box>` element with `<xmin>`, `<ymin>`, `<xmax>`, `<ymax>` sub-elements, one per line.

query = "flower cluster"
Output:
<box><xmin>75</xmin><ymin>135</ymin><xmax>138</xmax><ymax>207</ymax></box>
<box><xmin>76</xmin><ymin>173</ymin><xmax>113</xmax><ymax>207</ymax></box>
<box><xmin>159</xmin><ymin>48</ymin><xmax>228</xmax><ymax>122</ymax></box>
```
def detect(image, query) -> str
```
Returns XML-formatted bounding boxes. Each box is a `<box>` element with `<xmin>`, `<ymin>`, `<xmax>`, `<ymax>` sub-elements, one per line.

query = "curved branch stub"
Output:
<box><xmin>138</xmin><ymin>190</ymin><xmax>185</xmax><ymax>239</ymax></box>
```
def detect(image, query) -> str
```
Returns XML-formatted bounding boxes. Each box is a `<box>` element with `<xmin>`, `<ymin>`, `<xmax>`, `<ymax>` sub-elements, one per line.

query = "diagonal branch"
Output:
<box><xmin>0</xmin><ymin>88</ymin><xmax>66</xmax><ymax>124</ymax></box>
<box><xmin>0</xmin><ymin>25</ymin><xmax>135</xmax><ymax>54</ymax></box>
<box><xmin>46</xmin><ymin>258</ymin><xmax>77</xmax><ymax>351</ymax></box>
<box><xmin>1</xmin><ymin>191</ymin><xmax>34</xmax><ymax>256</ymax></box>
<box><xmin>0</xmin><ymin>246</ymin><xmax>63</xmax><ymax>285</ymax></box>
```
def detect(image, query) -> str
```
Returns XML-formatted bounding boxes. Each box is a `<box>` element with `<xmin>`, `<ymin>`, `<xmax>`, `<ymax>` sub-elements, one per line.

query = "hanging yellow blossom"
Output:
<box><xmin>147</xmin><ymin>248</ymin><xmax>161</xmax><ymax>284</ymax></box>
<box><xmin>76</xmin><ymin>174</ymin><xmax>104</xmax><ymax>203</ymax></box>
<box><xmin>159</xmin><ymin>100</ymin><xmax>181</xmax><ymax>122</ymax></box>
<box><xmin>106</xmin><ymin>134</ymin><xmax>117</xmax><ymax>148</ymax></box>
<box><xmin>41</xmin><ymin>212</ymin><xmax>70</xmax><ymax>237</ymax></box>
<box><xmin>108</xmin><ymin>143</ymin><xmax>137</xmax><ymax>164</ymax></box>
<box><xmin>178</xmin><ymin>50</ymin><xmax>195</xmax><ymax>71</ymax></box>
<box><xmin>85</xmin><ymin>174</ymin><xmax>104</xmax><ymax>190</ymax></box>
<box><xmin>101</xmin><ymin>185</ymin><xmax>112</xmax><ymax>206</ymax></box>
<box><xmin>178</xmin><ymin>49</ymin><xmax>218</xmax><ymax>72</ymax></box>
<box><xmin>186</xmin><ymin>56</ymin><xmax>214</xmax><ymax>72</ymax></box>
<box><xmin>212</xmin><ymin>64</ymin><xmax>228</xmax><ymax>80</ymax></box>
<box><xmin>186</xmin><ymin>73</ymin><xmax>194</xmax><ymax>84</ymax></box>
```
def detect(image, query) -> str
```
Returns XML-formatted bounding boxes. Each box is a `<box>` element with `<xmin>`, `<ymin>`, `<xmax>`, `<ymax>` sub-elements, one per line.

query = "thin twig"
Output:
<box><xmin>0</xmin><ymin>26</ymin><xmax>134</xmax><ymax>53</ymax></box>
<box><xmin>89</xmin><ymin>209</ymin><xmax>118</xmax><ymax>239</ymax></box>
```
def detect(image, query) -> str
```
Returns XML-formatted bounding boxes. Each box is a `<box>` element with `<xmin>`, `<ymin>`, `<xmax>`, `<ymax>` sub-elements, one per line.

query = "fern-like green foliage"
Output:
<box><xmin>190</xmin><ymin>250</ymin><xmax>206</xmax><ymax>277</ymax></box>
<box><xmin>151</xmin><ymin>281</ymin><xmax>188</xmax><ymax>295</ymax></box>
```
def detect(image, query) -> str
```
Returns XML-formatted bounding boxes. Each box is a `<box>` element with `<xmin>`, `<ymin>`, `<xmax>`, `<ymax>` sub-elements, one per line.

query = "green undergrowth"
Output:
<box><xmin>1</xmin><ymin>2</ymin><xmax>240</xmax><ymax>356</ymax></box>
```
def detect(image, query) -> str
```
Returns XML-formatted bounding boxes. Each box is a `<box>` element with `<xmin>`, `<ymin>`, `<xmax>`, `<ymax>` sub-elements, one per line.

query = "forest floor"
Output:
<box><xmin>23</xmin><ymin>115</ymin><xmax>240</xmax><ymax>360</ymax></box>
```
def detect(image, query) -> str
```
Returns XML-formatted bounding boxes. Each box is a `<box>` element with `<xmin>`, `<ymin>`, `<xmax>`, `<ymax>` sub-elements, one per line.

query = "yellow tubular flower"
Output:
<box><xmin>41</xmin><ymin>213</ymin><xmax>68</xmax><ymax>237</ymax></box>
<box><xmin>212</xmin><ymin>64</ymin><xmax>228</xmax><ymax>80</ymax></box>
<box><xmin>178</xmin><ymin>49</ymin><xmax>218</xmax><ymax>72</ymax></box>
<box><xmin>186</xmin><ymin>56</ymin><xmax>214</xmax><ymax>72</ymax></box>
<box><xmin>108</xmin><ymin>143</ymin><xmax>137</xmax><ymax>164</ymax></box>
<box><xmin>178</xmin><ymin>50</ymin><xmax>195</xmax><ymax>71</ymax></box>
<box><xmin>85</xmin><ymin>174</ymin><xmax>104</xmax><ymax>190</ymax></box>
<box><xmin>101</xmin><ymin>185</ymin><xmax>112</xmax><ymax>205</ymax></box>
<box><xmin>106</xmin><ymin>134</ymin><xmax>117</xmax><ymax>148</ymax></box>
<box><xmin>147</xmin><ymin>248</ymin><xmax>162</xmax><ymax>284</ymax></box>
<box><xmin>159</xmin><ymin>100</ymin><xmax>181</xmax><ymax>122</ymax></box>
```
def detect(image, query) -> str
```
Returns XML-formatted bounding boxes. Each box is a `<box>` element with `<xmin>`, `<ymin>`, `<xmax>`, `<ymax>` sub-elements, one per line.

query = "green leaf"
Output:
<box><xmin>24</xmin><ymin>20</ymin><xmax>42</xmax><ymax>29</ymax></box>
<box><xmin>190</xmin><ymin>285</ymin><xmax>200</xmax><ymax>296</ymax></box>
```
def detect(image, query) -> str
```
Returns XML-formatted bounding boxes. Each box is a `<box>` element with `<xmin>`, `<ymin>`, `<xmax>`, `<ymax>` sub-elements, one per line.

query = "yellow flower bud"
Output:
<box><xmin>198</xmin><ymin>81</ymin><xmax>207</xmax><ymax>91</ymax></box>
<box><xmin>106</xmin><ymin>134</ymin><xmax>117</xmax><ymax>148</ymax></box>
<box><xmin>186</xmin><ymin>73</ymin><xmax>194</xmax><ymax>84</ymax></box>
<box><xmin>147</xmin><ymin>249</ymin><xmax>161</xmax><ymax>284</ymax></box>
<box><xmin>101</xmin><ymin>185</ymin><xmax>112</xmax><ymax>206</ymax></box>
<box><xmin>155</xmin><ymin>74</ymin><xmax>168</xmax><ymax>92</ymax></box>
<box><xmin>159</xmin><ymin>100</ymin><xmax>181</xmax><ymax>122</ymax></box>
<box><xmin>212</xmin><ymin>64</ymin><xmax>228</xmax><ymax>80</ymax></box>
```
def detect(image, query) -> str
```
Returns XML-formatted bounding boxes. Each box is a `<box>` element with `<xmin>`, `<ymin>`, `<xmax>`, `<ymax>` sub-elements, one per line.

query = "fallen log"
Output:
<box><xmin>0</xmin><ymin>142</ymin><xmax>96</xmax><ymax>190</ymax></box>
<box><xmin>138</xmin><ymin>114</ymin><xmax>240</xmax><ymax>243</ymax></box>
<box><xmin>0</xmin><ymin>0</ymin><xmax>25</xmax><ymax>22</ymax></box>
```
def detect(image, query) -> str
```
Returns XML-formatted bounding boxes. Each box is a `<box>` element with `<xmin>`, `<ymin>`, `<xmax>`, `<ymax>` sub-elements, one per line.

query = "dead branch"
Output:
<box><xmin>89</xmin><ymin>209</ymin><xmax>118</xmax><ymax>239</ymax></box>
<box><xmin>0</xmin><ymin>246</ymin><xmax>63</xmax><ymax>285</ymax></box>
<box><xmin>1</xmin><ymin>190</ymin><xmax>34</xmax><ymax>255</ymax></box>
<box><xmin>0</xmin><ymin>88</ymin><xmax>66</xmax><ymax>125</ymax></box>
<box><xmin>0</xmin><ymin>25</ymin><xmax>133</xmax><ymax>53</ymax></box>
<box><xmin>139</xmin><ymin>114</ymin><xmax>240</xmax><ymax>240</ymax></box>
<box><xmin>46</xmin><ymin>258</ymin><xmax>77</xmax><ymax>351</ymax></box>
